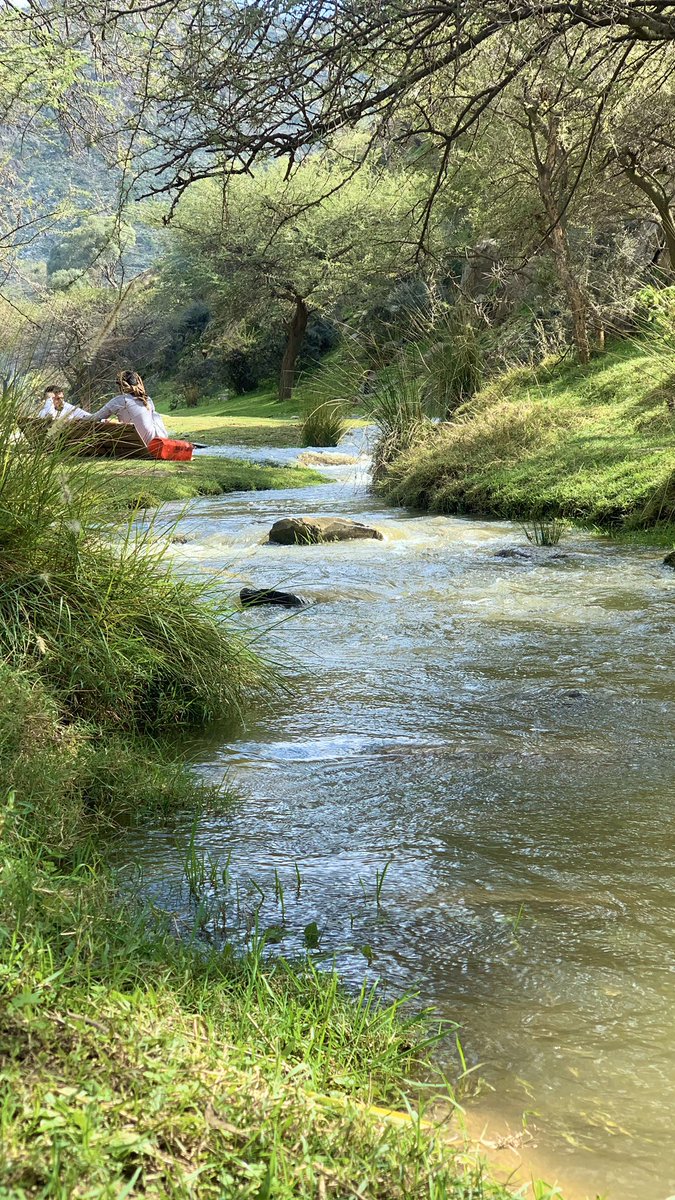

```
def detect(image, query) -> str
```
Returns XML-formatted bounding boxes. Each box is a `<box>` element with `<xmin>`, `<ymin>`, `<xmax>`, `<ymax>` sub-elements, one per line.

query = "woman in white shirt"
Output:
<box><xmin>87</xmin><ymin>370</ymin><xmax>168</xmax><ymax>446</ymax></box>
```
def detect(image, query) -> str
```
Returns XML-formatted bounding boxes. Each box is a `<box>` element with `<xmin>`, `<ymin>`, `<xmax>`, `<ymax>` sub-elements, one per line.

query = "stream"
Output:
<box><xmin>125</xmin><ymin>429</ymin><xmax>675</xmax><ymax>1200</ymax></box>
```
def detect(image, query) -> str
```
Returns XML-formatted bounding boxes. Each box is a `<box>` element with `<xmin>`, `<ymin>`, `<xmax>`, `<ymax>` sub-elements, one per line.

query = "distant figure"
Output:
<box><xmin>38</xmin><ymin>385</ymin><xmax>89</xmax><ymax>421</ymax></box>
<box><xmin>86</xmin><ymin>370</ymin><xmax>168</xmax><ymax>446</ymax></box>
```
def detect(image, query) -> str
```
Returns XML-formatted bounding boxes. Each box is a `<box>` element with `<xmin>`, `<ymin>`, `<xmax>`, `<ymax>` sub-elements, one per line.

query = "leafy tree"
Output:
<box><xmin>163</xmin><ymin>147</ymin><xmax>438</xmax><ymax>397</ymax></box>
<box><xmin>47</xmin><ymin>217</ymin><xmax>136</xmax><ymax>289</ymax></box>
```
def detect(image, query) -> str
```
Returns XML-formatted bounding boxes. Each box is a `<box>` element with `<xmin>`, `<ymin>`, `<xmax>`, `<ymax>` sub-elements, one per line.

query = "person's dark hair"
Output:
<box><xmin>117</xmin><ymin>369</ymin><xmax>150</xmax><ymax>409</ymax></box>
<box><xmin>43</xmin><ymin>385</ymin><xmax>64</xmax><ymax>396</ymax></box>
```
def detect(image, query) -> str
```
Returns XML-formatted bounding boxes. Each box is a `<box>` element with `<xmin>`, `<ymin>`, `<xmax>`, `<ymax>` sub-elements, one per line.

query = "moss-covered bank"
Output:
<box><xmin>380</xmin><ymin>342</ymin><xmax>675</xmax><ymax>539</ymax></box>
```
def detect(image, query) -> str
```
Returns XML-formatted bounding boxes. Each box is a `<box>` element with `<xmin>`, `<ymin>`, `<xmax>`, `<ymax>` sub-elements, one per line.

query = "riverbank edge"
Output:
<box><xmin>377</xmin><ymin>342</ymin><xmax>675</xmax><ymax>551</ymax></box>
<box><xmin>0</xmin><ymin>683</ymin><xmax>532</xmax><ymax>1199</ymax></box>
<box><xmin>0</xmin><ymin>425</ymin><xmax>536</xmax><ymax>1196</ymax></box>
<box><xmin>90</xmin><ymin>455</ymin><xmax>326</xmax><ymax>511</ymax></box>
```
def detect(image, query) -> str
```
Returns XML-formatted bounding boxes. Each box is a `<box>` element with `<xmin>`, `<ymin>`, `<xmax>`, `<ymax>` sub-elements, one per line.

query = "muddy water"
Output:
<box><xmin>127</xmin><ymin>432</ymin><xmax>675</xmax><ymax>1200</ymax></box>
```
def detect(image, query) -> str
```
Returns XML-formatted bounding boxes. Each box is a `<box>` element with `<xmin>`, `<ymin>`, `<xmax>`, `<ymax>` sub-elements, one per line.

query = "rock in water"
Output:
<box><xmin>663</xmin><ymin>550</ymin><xmax>675</xmax><ymax>569</ymax></box>
<box><xmin>240</xmin><ymin>587</ymin><xmax>306</xmax><ymax>609</ymax></box>
<box><xmin>269</xmin><ymin>517</ymin><xmax>383</xmax><ymax>545</ymax></box>
<box><xmin>494</xmin><ymin>546</ymin><xmax>533</xmax><ymax>560</ymax></box>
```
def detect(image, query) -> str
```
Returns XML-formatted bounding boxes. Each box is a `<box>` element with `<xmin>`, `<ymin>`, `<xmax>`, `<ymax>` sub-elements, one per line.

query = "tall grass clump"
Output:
<box><xmin>0</xmin><ymin>388</ymin><xmax>261</xmax><ymax>732</ymax></box>
<box><xmin>300</xmin><ymin>399</ymin><xmax>347</xmax><ymax>446</ymax></box>
<box><xmin>522</xmin><ymin>516</ymin><xmax>567</xmax><ymax>546</ymax></box>
<box><xmin>414</xmin><ymin>304</ymin><xmax>488</xmax><ymax>418</ymax></box>
<box><xmin>369</xmin><ymin>363</ymin><xmax>434</xmax><ymax>482</ymax></box>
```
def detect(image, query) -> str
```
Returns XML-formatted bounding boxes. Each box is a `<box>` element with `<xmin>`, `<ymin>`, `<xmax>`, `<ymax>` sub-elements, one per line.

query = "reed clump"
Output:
<box><xmin>300</xmin><ymin>399</ymin><xmax>347</xmax><ymax>446</ymax></box>
<box><xmin>369</xmin><ymin>365</ymin><xmax>433</xmax><ymax>482</ymax></box>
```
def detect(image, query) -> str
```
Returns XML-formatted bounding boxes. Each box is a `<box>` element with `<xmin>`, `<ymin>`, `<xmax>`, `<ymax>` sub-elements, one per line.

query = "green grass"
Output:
<box><xmin>300</xmin><ymin>400</ymin><xmax>348</xmax><ymax>447</ymax></box>
<box><xmin>0</xmin><ymin>367</ymin><xmax>563</xmax><ymax>1199</ymax></box>
<box><xmin>1</xmin><ymin>401</ymin><xmax>264</xmax><ymax>733</ymax></box>
<box><xmin>163</xmin><ymin>389</ymin><xmax>304</xmax><ymax>448</ymax></box>
<box><xmin>380</xmin><ymin>340</ymin><xmax>675</xmax><ymax>536</ymax></box>
<box><xmin>88</xmin><ymin>456</ymin><xmax>326</xmax><ymax>511</ymax></box>
<box><xmin>159</xmin><ymin>352</ymin><xmax>368</xmax><ymax>449</ymax></box>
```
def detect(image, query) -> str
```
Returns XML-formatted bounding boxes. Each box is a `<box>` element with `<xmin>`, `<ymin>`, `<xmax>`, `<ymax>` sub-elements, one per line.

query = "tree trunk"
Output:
<box><xmin>619</xmin><ymin>152</ymin><xmax>675</xmax><ymax>275</ymax></box>
<box><xmin>527</xmin><ymin>104</ymin><xmax>592</xmax><ymax>365</ymax></box>
<box><xmin>279</xmin><ymin>296</ymin><xmax>309</xmax><ymax>401</ymax></box>
<box><xmin>548</xmin><ymin>221</ymin><xmax>592</xmax><ymax>364</ymax></box>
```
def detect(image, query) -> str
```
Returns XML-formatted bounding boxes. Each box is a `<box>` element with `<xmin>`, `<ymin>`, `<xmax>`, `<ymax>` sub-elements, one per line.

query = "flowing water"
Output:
<box><xmin>126</xmin><ymin>431</ymin><xmax>675</xmax><ymax>1200</ymax></box>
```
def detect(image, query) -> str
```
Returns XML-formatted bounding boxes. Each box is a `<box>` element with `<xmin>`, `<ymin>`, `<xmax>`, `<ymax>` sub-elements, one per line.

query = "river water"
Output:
<box><xmin>126</xmin><ymin>431</ymin><xmax>675</xmax><ymax>1200</ymax></box>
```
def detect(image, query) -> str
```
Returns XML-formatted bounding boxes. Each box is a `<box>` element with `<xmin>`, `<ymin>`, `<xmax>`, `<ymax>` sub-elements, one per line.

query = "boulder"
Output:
<box><xmin>269</xmin><ymin>517</ymin><xmax>383</xmax><ymax>545</ymax></box>
<box><xmin>664</xmin><ymin>550</ymin><xmax>675</xmax><ymax>569</ymax></box>
<box><xmin>240</xmin><ymin>587</ymin><xmax>306</xmax><ymax>609</ymax></box>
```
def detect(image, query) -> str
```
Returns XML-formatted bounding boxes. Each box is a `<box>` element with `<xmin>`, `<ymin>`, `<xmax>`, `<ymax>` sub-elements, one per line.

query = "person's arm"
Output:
<box><xmin>88</xmin><ymin>397</ymin><xmax>123</xmax><ymax>422</ymax></box>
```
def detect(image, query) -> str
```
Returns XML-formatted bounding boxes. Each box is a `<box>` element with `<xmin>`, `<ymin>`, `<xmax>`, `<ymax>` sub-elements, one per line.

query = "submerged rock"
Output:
<box><xmin>269</xmin><ymin>516</ymin><xmax>383</xmax><ymax>545</ymax></box>
<box><xmin>240</xmin><ymin>587</ymin><xmax>306</xmax><ymax>609</ymax></box>
<box><xmin>663</xmin><ymin>550</ymin><xmax>675</xmax><ymax>569</ymax></box>
<box><xmin>494</xmin><ymin>546</ymin><xmax>533</xmax><ymax>560</ymax></box>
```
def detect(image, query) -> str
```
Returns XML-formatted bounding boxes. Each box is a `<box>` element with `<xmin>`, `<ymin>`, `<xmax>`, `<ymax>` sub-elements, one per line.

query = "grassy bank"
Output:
<box><xmin>89</xmin><ymin>456</ymin><xmax>326</xmax><ymax>512</ymax></box>
<box><xmin>0</xmin><ymin>398</ymin><xmax>543</xmax><ymax>1197</ymax></box>
<box><xmin>379</xmin><ymin>341</ymin><xmax>675</xmax><ymax>538</ymax></box>
<box><xmin>162</xmin><ymin>391</ymin><xmax>304</xmax><ymax>448</ymax></box>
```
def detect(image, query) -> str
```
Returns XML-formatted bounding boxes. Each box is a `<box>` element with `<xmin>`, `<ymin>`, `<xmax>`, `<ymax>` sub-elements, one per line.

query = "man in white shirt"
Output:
<box><xmin>38</xmin><ymin>386</ymin><xmax>89</xmax><ymax>421</ymax></box>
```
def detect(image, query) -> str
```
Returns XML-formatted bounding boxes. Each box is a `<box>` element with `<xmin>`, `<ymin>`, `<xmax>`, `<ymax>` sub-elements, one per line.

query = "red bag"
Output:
<box><xmin>148</xmin><ymin>437</ymin><xmax>194</xmax><ymax>462</ymax></box>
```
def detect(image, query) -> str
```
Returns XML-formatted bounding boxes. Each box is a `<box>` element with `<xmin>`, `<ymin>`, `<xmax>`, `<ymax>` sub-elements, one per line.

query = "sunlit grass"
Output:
<box><xmin>380</xmin><ymin>340</ymin><xmax>675</xmax><ymax>533</ymax></box>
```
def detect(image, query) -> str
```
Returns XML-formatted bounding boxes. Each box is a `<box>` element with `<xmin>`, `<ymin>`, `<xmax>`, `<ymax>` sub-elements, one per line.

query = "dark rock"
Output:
<box><xmin>269</xmin><ymin>516</ymin><xmax>383</xmax><ymax>545</ymax></box>
<box><xmin>663</xmin><ymin>550</ymin><xmax>675</xmax><ymax>569</ymax></box>
<box><xmin>494</xmin><ymin>546</ymin><xmax>532</xmax><ymax>560</ymax></box>
<box><xmin>561</xmin><ymin>689</ymin><xmax>584</xmax><ymax>700</ymax></box>
<box><xmin>240</xmin><ymin>587</ymin><xmax>306</xmax><ymax>609</ymax></box>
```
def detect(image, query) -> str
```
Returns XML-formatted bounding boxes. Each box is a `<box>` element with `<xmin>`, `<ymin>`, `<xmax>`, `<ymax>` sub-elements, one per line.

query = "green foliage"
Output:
<box><xmin>419</xmin><ymin>310</ymin><xmax>487</xmax><ymax>417</ymax></box>
<box><xmin>0</xmin><ymin>392</ymin><xmax>261</xmax><ymax>731</ymax></box>
<box><xmin>47</xmin><ymin>217</ymin><xmax>136</xmax><ymax>290</ymax></box>
<box><xmin>87</xmin><ymin>456</ymin><xmax>326</xmax><ymax>512</ymax></box>
<box><xmin>633</xmin><ymin>285</ymin><xmax>675</xmax><ymax>334</ymax></box>
<box><xmin>522</xmin><ymin>517</ymin><xmax>567</xmax><ymax>546</ymax></box>
<box><xmin>380</xmin><ymin>342</ymin><xmax>675</xmax><ymax>528</ymax></box>
<box><xmin>369</xmin><ymin>364</ymin><xmax>433</xmax><ymax>481</ymax></box>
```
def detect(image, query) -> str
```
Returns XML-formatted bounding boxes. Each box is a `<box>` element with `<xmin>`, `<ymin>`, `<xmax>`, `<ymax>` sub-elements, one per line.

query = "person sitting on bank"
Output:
<box><xmin>86</xmin><ymin>370</ymin><xmax>168</xmax><ymax>446</ymax></box>
<box><xmin>38</xmin><ymin>385</ymin><xmax>90</xmax><ymax>421</ymax></box>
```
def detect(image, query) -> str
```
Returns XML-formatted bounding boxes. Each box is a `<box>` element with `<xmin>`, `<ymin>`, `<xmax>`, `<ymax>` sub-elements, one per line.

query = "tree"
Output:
<box><xmin>164</xmin><ymin>147</ymin><xmax>437</xmax><ymax>398</ymax></box>
<box><xmin>47</xmin><ymin>217</ymin><xmax>136</xmax><ymax>290</ymax></box>
<box><xmin>52</xmin><ymin>1</ymin><xmax>675</xmax><ymax>206</ymax></box>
